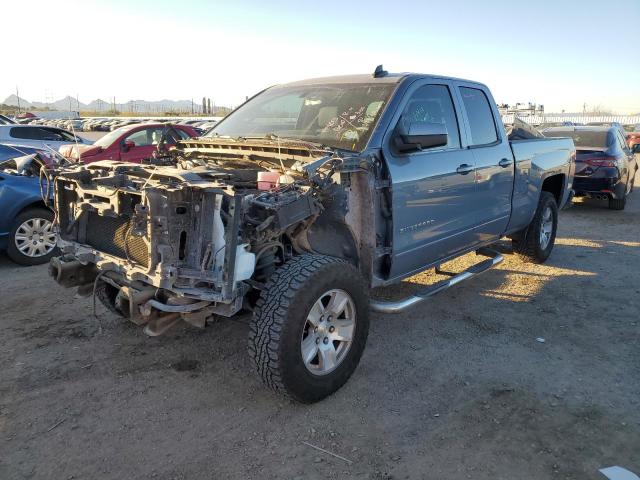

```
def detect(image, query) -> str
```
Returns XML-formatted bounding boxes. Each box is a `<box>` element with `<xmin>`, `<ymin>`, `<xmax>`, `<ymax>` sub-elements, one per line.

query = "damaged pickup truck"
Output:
<box><xmin>50</xmin><ymin>68</ymin><xmax>575</xmax><ymax>402</ymax></box>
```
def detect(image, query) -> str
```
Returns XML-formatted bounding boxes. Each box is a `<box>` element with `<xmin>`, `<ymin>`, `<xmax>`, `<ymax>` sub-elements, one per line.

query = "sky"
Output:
<box><xmin>3</xmin><ymin>0</ymin><xmax>639</xmax><ymax>113</ymax></box>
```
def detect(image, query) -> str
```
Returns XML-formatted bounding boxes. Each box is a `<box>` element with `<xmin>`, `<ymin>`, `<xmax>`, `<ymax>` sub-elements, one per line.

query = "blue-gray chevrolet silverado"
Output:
<box><xmin>50</xmin><ymin>68</ymin><xmax>575</xmax><ymax>402</ymax></box>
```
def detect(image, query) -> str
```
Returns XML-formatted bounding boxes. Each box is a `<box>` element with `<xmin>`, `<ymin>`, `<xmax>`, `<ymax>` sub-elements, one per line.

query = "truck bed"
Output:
<box><xmin>507</xmin><ymin>137</ymin><xmax>575</xmax><ymax>233</ymax></box>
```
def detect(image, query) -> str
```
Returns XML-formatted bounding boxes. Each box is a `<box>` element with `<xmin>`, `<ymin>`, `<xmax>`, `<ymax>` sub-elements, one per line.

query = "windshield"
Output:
<box><xmin>94</xmin><ymin>128</ymin><xmax>128</xmax><ymax>147</ymax></box>
<box><xmin>206</xmin><ymin>83</ymin><xmax>395</xmax><ymax>151</ymax></box>
<box><xmin>544</xmin><ymin>129</ymin><xmax>612</xmax><ymax>148</ymax></box>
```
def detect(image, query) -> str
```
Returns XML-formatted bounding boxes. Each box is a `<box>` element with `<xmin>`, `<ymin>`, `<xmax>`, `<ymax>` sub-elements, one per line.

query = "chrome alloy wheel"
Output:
<box><xmin>539</xmin><ymin>205</ymin><xmax>553</xmax><ymax>250</ymax></box>
<box><xmin>301</xmin><ymin>289</ymin><xmax>356</xmax><ymax>376</ymax></box>
<box><xmin>14</xmin><ymin>217</ymin><xmax>56</xmax><ymax>258</ymax></box>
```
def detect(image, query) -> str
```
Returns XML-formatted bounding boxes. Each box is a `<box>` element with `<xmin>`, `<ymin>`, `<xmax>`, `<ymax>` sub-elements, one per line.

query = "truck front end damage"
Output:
<box><xmin>50</xmin><ymin>139</ymin><xmax>374</xmax><ymax>335</ymax></box>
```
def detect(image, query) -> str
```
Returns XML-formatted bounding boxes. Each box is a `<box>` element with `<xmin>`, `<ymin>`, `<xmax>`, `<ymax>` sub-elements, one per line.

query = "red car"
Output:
<box><xmin>59</xmin><ymin>123</ymin><xmax>198</xmax><ymax>163</ymax></box>
<box><xmin>626</xmin><ymin>126</ymin><xmax>640</xmax><ymax>150</ymax></box>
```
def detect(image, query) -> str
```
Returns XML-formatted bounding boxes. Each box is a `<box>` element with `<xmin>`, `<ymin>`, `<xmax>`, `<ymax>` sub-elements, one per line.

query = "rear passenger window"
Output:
<box><xmin>399</xmin><ymin>84</ymin><xmax>460</xmax><ymax>150</ymax></box>
<box><xmin>459</xmin><ymin>87</ymin><xmax>498</xmax><ymax>146</ymax></box>
<box><xmin>10</xmin><ymin>127</ymin><xmax>67</xmax><ymax>141</ymax></box>
<box><xmin>9</xmin><ymin>127</ymin><xmax>39</xmax><ymax>140</ymax></box>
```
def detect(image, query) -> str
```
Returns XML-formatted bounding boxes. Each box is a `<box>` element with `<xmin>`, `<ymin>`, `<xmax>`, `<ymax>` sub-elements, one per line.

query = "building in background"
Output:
<box><xmin>498</xmin><ymin>102</ymin><xmax>544</xmax><ymax>117</ymax></box>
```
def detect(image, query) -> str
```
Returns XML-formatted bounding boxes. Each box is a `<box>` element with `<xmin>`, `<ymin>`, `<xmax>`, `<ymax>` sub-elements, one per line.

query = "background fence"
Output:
<box><xmin>502</xmin><ymin>114</ymin><xmax>640</xmax><ymax>126</ymax></box>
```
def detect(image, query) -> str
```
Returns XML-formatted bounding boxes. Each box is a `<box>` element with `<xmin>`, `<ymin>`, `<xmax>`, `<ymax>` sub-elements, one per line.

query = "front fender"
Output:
<box><xmin>0</xmin><ymin>174</ymin><xmax>49</xmax><ymax>235</ymax></box>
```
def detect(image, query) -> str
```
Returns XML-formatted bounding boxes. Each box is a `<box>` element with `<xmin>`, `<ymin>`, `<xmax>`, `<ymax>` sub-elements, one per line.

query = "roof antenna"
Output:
<box><xmin>373</xmin><ymin>65</ymin><xmax>388</xmax><ymax>78</ymax></box>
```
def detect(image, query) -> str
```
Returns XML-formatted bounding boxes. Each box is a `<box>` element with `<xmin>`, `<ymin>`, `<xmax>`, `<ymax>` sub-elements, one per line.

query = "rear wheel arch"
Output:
<box><xmin>540</xmin><ymin>174</ymin><xmax>565</xmax><ymax>206</ymax></box>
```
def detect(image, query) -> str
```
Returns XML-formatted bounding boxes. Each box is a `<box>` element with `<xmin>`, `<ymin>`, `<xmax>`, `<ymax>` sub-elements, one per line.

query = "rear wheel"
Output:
<box><xmin>248</xmin><ymin>254</ymin><xmax>369</xmax><ymax>403</ymax></box>
<box><xmin>7</xmin><ymin>208</ymin><xmax>58</xmax><ymax>266</ymax></box>
<box><xmin>512</xmin><ymin>192</ymin><xmax>558</xmax><ymax>264</ymax></box>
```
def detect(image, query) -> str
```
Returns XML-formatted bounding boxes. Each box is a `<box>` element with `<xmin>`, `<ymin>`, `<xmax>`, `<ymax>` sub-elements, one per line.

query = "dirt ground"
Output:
<box><xmin>1</xmin><ymin>172</ymin><xmax>639</xmax><ymax>480</ymax></box>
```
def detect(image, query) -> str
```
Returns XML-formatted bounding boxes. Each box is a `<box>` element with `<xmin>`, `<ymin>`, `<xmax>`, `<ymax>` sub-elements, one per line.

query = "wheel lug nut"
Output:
<box><xmin>314</xmin><ymin>326</ymin><xmax>318</xmax><ymax>333</ymax></box>
<box><xmin>323</xmin><ymin>337</ymin><xmax>329</xmax><ymax>344</ymax></box>
<box><xmin>315</xmin><ymin>337</ymin><xmax>320</xmax><ymax>344</ymax></box>
<box><xmin>329</xmin><ymin>326</ymin><xmax>335</xmax><ymax>333</ymax></box>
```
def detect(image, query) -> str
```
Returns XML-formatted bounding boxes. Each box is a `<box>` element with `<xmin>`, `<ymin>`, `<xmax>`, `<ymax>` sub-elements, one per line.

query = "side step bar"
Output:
<box><xmin>370</xmin><ymin>249</ymin><xmax>504</xmax><ymax>314</ymax></box>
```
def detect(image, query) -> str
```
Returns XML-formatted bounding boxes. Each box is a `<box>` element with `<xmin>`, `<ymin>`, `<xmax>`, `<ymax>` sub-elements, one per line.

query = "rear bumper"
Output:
<box><xmin>573</xmin><ymin>176</ymin><xmax>626</xmax><ymax>199</ymax></box>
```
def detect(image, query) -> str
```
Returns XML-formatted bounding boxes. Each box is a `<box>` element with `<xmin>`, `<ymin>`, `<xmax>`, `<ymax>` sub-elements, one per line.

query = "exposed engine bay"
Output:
<box><xmin>51</xmin><ymin>138</ymin><xmax>380</xmax><ymax>335</ymax></box>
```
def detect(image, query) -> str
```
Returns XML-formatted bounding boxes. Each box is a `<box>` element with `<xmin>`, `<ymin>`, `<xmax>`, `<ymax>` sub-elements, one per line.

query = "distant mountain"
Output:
<box><xmin>2</xmin><ymin>95</ymin><xmax>211</xmax><ymax>113</ymax></box>
<box><xmin>3</xmin><ymin>94</ymin><xmax>33</xmax><ymax>108</ymax></box>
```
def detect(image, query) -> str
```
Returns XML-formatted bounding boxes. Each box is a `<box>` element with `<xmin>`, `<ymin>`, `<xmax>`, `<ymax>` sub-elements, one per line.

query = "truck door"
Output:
<box><xmin>454</xmin><ymin>84</ymin><xmax>514</xmax><ymax>239</ymax></box>
<box><xmin>382</xmin><ymin>81</ymin><xmax>479</xmax><ymax>279</ymax></box>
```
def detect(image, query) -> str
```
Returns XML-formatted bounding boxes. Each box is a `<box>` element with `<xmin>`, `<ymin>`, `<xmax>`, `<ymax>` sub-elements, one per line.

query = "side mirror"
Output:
<box><xmin>395</xmin><ymin>120</ymin><xmax>448</xmax><ymax>152</ymax></box>
<box><xmin>632</xmin><ymin>144</ymin><xmax>640</xmax><ymax>154</ymax></box>
<box><xmin>122</xmin><ymin>140</ymin><xmax>135</xmax><ymax>151</ymax></box>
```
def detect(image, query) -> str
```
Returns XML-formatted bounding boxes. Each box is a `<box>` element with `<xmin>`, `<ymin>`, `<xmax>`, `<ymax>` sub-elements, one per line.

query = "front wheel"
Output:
<box><xmin>248</xmin><ymin>254</ymin><xmax>369</xmax><ymax>403</ymax></box>
<box><xmin>512</xmin><ymin>192</ymin><xmax>558</xmax><ymax>264</ymax></box>
<box><xmin>6</xmin><ymin>208</ymin><xmax>58</xmax><ymax>266</ymax></box>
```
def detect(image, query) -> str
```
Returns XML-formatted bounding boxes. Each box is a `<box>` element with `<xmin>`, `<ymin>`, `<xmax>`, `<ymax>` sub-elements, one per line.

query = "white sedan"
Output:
<box><xmin>0</xmin><ymin>125</ymin><xmax>91</xmax><ymax>151</ymax></box>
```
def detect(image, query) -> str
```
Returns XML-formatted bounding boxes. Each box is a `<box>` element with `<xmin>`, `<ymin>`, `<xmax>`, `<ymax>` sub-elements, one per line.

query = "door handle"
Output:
<box><xmin>456</xmin><ymin>164</ymin><xmax>474</xmax><ymax>175</ymax></box>
<box><xmin>498</xmin><ymin>158</ymin><xmax>513</xmax><ymax>168</ymax></box>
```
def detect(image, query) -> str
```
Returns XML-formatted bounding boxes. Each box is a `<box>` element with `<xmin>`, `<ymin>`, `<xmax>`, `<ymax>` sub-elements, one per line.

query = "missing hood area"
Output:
<box><xmin>51</xmin><ymin>136</ymin><xmax>376</xmax><ymax>335</ymax></box>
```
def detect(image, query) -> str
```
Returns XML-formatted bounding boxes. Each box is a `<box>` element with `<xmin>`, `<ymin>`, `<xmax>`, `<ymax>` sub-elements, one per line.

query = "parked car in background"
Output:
<box><xmin>586</xmin><ymin>121</ymin><xmax>627</xmax><ymax>141</ymax></box>
<box><xmin>0</xmin><ymin>149</ymin><xmax>57</xmax><ymax>265</ymax></box>
<box><xmin>625</xmin><ymin>125</ymin><xmax>640</xmax><ymax>150</ymax></box>
<box><xmin>64</xmin><ymin>119</ymin><xmax>84</xmax><ymax>131</ymax></box>
<box><xmin>0</xmin><ymin>125</ymin><xmax>90</xmax><ymax>152</ymax></box>
<box><xmin>544</xmin><ymin>126</ymin><xmax>639</xmax><ymax>209</ymax></box>
<box><xmin>59</xmin><ymin>123</ymin><xmax>198</xmax><ymax>163</ymax></box>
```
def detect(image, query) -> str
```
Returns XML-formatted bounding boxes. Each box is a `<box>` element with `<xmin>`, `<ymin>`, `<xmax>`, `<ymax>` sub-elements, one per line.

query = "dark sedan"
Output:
<box><xmin>544</xmin><ymin>126</ymin><xmax>639</xmax><ymax>210</ymax></box>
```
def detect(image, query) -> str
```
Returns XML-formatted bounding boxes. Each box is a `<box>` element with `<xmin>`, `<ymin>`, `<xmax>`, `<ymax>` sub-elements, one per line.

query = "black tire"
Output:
<box><xmin>248</xmin><ymin>254</ymin><xmax>369</xmax><ymax>403</ymax></box>
<box><xmin>608</xmin><ymin>191</ymin><xmax>626</xmax><ymax>210</ymax></box>
<box><xmin>512</xmin><ymin>192</ymin><xmax>558</xmax><ymax>264</ymax></box>
<box><xmin>95</xmin><ymin>280</ymin><xmax>124</xmax><ymax>317</ymax></box>
<box><xmin>6</xmin><ymin>208</ymin><xmax>58</xmax><ymax>266</ymax></box>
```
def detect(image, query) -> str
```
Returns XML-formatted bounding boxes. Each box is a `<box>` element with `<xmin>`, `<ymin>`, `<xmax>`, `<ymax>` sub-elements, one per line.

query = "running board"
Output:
<box><xmin>370</xmin><ymin>249</ymin><xmax>504</xmax><ymax>314</ymax></box>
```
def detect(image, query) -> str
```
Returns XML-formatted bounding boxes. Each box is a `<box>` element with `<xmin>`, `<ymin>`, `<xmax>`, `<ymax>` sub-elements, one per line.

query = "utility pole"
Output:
<box><xmin>113</xmin><ymin>96</ymin><xmax>116</xmax><ymax>113</ymax></box>
<box><xmin>583</xmin><ymin>102</ymin><xmax>587</xmax><ymax>114</ymax></box>
<box><xmin>16</xmin><ymin>86</ymin><xmax>21</xmax><ymax>114</ymax></box>
<box><xmin>191</xmin><ymin>98</ymin><xmax>194</xmax><ymax>114</ymax></box>
<box><xmin>207</xmin><ymin>98</ymin><xmax>211</xmax><ymax>116</ymax></box>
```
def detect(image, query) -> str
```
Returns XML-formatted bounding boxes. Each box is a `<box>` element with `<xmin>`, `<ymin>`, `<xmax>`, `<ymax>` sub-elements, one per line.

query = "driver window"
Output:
<box><xmin>399</xmin><ymin>85</ymin><xmax>461</xmax><ymax>150</ymax></box>
<box><xmin>124</xmin><ymin>128</ymin><xmax>164</xmax><ymax>147</ymax></box>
